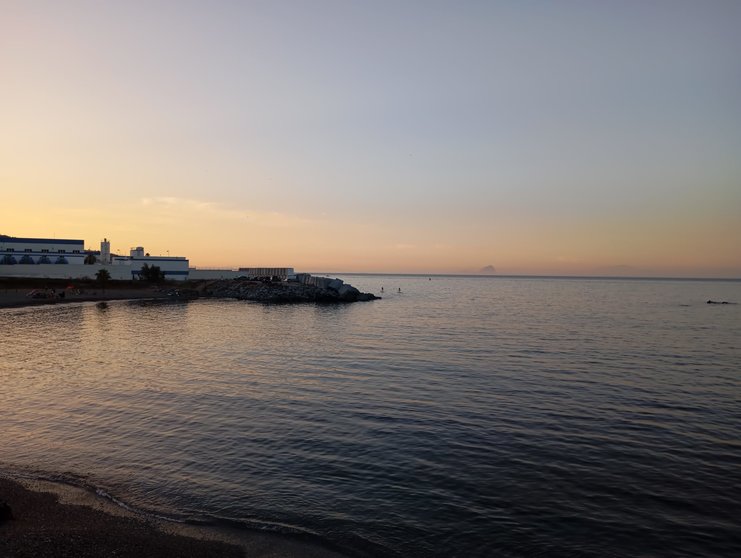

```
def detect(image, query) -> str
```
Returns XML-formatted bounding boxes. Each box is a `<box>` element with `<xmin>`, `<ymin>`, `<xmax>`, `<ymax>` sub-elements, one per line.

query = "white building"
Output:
<box><xmin>0</xmin><ymin>235</ymin><xmax>86</xmax><ymax>265</ymax></box>
<box><xmin>0</xmin><ymin>235</ymin><xmax>189</xmax><ymax>281</ymax></box>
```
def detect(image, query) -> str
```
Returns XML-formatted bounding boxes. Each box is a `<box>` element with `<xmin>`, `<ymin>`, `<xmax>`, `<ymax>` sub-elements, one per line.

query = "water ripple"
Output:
<box><xmin>2</xmin><ymin>278</ymin><xmax>740</xmax><ymax>557</ymax></box>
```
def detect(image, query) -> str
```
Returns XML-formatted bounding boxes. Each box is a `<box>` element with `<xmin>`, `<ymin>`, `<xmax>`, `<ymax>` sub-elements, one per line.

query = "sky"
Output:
<box><xmin>1</xmin><ymin>1</ymin><xmax>740</xmax><ymax>276</ymax></box>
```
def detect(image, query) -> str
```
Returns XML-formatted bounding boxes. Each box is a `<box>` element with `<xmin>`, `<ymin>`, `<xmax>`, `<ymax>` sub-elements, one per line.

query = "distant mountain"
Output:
<box><xmin>479</xmin><ymin>265</ymin><xmax>496</xmax><ymax>274</ymax></box>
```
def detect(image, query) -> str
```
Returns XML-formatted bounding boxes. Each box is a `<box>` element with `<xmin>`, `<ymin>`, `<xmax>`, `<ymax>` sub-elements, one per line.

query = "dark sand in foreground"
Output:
<box><xmin>0</xmin><ymin>477</ymin><xmax>350</xmax><ymax>558</ymax></box>
<box><xmin>0</xmin><ymin>478</ymin><xmax>242</xmax><ymax>558</ymax></box>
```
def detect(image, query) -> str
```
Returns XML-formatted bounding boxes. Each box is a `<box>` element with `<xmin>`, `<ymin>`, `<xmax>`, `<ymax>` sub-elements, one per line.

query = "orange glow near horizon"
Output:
<box><xmin>1</xmin><ymin>195</ymin><xmax>739</xmax><ymax>277</ymax></box>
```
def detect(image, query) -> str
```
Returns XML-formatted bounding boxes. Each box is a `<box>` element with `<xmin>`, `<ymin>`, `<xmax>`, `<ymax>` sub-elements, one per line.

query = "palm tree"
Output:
<box><xmin>95</xmin><ymin>268</ymin><xmax>111</xmax><ymax>291</ymax></box>
<box><xmin>139</xmin><ymin>263</ymin><xmax>165</xmax><ymax>283</ymax></box>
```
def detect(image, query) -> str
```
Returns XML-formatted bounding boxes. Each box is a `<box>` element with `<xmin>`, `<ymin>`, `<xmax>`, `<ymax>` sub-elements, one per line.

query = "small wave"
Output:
<box><xmin>0</xmin><ymin>464</ymin><xmax>371</xmax><ymax>557</ymax></box>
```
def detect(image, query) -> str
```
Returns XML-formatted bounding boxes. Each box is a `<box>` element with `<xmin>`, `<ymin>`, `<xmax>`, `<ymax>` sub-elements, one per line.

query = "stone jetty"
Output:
<box><xmin>195</xmin><ymin>275</ymin><xmax>380</xmax><ymax>303</ymax></box>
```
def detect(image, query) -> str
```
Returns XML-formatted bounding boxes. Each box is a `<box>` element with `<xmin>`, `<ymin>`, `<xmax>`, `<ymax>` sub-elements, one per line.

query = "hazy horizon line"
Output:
<box><xmin>308</xmin><ymin>271</ymin><xmax>741</xmax><ymax>282</ymax></box>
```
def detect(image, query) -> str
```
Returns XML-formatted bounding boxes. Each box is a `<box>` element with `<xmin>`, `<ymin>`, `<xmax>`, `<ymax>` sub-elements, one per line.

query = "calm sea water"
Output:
<box><xmin>2</xmin><ymin>276</ymin><xmax>740</xmax><ymax>557</ymax></box>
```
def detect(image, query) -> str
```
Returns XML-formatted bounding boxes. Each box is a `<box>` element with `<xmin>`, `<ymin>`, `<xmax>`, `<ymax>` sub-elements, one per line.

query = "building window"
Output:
<box><xmin>72</xmin><ymin>250</ymin><xmax>80</xmax><ymax>253</ymax></box>
<box><xmin>25</xmin><ymin>248</ymin><xmax>32</xmax><ymax>252</ymax></box>
<box><xmin>7</xmin><ymin>248</ymin><xmax>14</xmax><ymax>252</ymax></box>
<box><xmin>41</xmin><ymin>249</ymin><xmax>49</xmax><ymax>253</ymax></box>
<box><xmin>59</xmin><ymin>249</ymin><xmax>66</xmax><ymax>253</ymax></box>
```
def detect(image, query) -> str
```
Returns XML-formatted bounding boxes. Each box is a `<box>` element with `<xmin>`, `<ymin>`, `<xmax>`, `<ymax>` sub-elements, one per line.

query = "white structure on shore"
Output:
<box><xmin>0</xmin><ymin>236</ymin><xmax>86</xmax><ymax>265</ymax></box>
<box><xmin>188</xmin><ymin>267</ymin><xmax>296</xmax><ymax>281</ymax></box>
<box><xmin>0</xmin><ymin>235</ymin><xmax>189</xmax><ymax>281</ymax></box>
<box><xmin>1</xmin><ymin>234</ymin><xmax>299</xmax><ymax>282</ymax></box>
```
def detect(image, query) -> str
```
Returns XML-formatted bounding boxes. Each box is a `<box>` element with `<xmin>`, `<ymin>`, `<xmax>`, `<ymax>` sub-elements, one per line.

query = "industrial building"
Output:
<box><xmin>0</xmin><ymin>235</ymin><xmax>189</xmax><ymax>281</ymax></box>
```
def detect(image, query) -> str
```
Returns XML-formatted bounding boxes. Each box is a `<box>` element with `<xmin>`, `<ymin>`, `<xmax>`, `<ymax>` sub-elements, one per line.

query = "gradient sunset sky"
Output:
<box><xmin>2</xmin><ymin>1</ymin><xmax>739</xmax><ymax>276</ymax></box>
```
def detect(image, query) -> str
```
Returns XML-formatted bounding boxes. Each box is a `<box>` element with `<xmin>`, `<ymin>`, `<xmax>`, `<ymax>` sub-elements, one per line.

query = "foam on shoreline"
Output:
<box><xmin>0</xmin><ymin>470</ymin><xmax>351</xmax><ymax>558</ymax></box>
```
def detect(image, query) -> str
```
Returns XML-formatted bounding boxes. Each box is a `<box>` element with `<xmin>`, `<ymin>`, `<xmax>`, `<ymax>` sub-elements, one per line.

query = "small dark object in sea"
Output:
<box><xmin>707</xmin><ymin>300</ymin><xmax>736</xmax><ymax>305</ymax></box>
<box><xmin>96</xmin><ymin>301</ymin><xmax>109</xmax><ymax>309</ymax></box>
<box><xmin>0</xmin><ymin>499</ymin><xmax>13</xmax><ymax>521</ymax></box>
<box><xmin>167</xmin><ymin>288</ymin><xmax>200</xmax><ymax>300</ymax></box>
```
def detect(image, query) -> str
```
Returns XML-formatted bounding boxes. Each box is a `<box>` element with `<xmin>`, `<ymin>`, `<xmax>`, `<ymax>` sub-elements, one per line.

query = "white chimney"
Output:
<box><xmin>100</xmin><ymin>238</ymin><xmax>111</xmax><ymax>264</ymax></box>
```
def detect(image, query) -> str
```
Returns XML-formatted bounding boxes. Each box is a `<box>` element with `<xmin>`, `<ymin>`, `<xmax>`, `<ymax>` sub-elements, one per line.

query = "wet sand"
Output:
<box><xmin>0</xmin><ymin>477</ymin><xmax>350</xmax><ymax>558</ymax></box>
<box><xmin>0</xmin><ymin>477</ymin><xmax>242</xmax><ymax>558</ymax></box>
<box><xmin>0</xmin><ymin>287</ymin><xmax>166</xmax><ymax>309</ymax></box>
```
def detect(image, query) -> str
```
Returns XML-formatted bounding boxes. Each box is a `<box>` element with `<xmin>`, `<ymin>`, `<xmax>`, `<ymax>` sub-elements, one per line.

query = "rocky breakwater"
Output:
<box><xmin>201</xmin><ymin>276</ymin><xmax>380</xmax><ymax>304</ymax></box>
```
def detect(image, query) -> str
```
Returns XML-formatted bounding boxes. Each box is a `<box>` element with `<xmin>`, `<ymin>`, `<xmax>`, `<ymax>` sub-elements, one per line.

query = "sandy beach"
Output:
<box><xmin>0</xmin><ymin>477</ymin><xmax>351</xmax><ymax>558</ymax></box>
<box><xmin>0</xmin><ymin>477</ymin><xmax>243</xmax><ymax>558</ymax></box>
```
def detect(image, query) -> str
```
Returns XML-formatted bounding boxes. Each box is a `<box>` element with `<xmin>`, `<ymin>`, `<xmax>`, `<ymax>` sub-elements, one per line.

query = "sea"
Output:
<box><xmin>1</xmin><ymin>275</ymin><xmax>740</xmax><ymax>557</ymax></box>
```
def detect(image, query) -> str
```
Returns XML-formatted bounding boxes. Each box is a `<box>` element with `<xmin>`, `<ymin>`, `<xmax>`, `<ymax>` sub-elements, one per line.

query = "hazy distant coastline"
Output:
<box><xmin>318</xmin><ymin>271</ymin><xmax>741</xmax><ymax>282</ymax></box>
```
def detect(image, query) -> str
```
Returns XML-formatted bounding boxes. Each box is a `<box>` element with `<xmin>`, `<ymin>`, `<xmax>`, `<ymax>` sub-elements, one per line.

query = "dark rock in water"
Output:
<box><xmin>0</xmin><ymin>499</ymin><xmax>13</xmax><ymax>521</ymax></box>
<box><xmin>167</xmin><ymin>288</ymin><xmax>200</xmax><ymax>301</ymax></box>
<box><xmin>96</xmin><ymin>301</ymin><xmax>108</xmax><ymax>309</ymax></box>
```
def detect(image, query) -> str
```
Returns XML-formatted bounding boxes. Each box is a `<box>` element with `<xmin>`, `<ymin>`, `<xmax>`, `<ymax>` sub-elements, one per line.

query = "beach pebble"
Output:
<box><xmin>0</xmin><ymin>499</ymin><xmax>13</xmax><ymax>521</ymax></box>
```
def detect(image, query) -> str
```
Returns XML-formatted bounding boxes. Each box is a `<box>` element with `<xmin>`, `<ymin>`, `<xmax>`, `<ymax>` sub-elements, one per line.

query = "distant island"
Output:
<box><xmin>479</xmin><ymin>265</ymin><xmax>496</xmax><ymax>275</ymax></box>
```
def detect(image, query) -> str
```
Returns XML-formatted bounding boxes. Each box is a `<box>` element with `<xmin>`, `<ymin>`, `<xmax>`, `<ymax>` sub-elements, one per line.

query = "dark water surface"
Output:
<box><xmin>2</xmin><ymin>276</ymin><xmax>740</xmax><ymax>557</ymax></box>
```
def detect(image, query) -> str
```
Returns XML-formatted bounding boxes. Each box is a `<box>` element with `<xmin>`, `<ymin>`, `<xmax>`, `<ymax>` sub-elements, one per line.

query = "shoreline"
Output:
<box><xmin>0</xmin><ymin>475</ymin><xmax>350</xmax><ymax>558</ymax></box>
<box><xmin>0</xmin><ymin>287</ymin><xmax>168</xmax><ymax>310</ymax></box>
<box><xmin>0</xmin><ymin>277</ymin><xmax>381</xmax><ymax>309</ymax></box>
<box><xmin>0</xmin><ymin>476</ymin><xmax>242</xmax><ymax>558</ymax></box>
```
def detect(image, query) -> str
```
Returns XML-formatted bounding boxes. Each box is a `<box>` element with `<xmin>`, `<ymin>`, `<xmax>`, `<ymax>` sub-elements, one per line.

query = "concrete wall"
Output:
<box><xmin>237</xmin><ymin>267</ymin><xmax>296</xmax><ymax>279</ymax></box>
<box><xmin>189</xmin><ymin>268</ymin><xmax>297</xmax><ymax>280</ymax></box>
<box><xmin>188</xmin><ymin>269</ymin><xmax>242</xmax><ymax>280</ymax></box>
<box><xmin>123</xmin><ymin>257</ymin><xmax>189</xmax><ymax>279</ymax></box>
<box><xmin>295</xmin><ymin>273</ymin><xmax>337</xmax><ymax>288</ymax></box>
<box><xmin>0</xmin><ymin>263</ymin><xmax>189</xmax><ymax>281</ymax></box>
